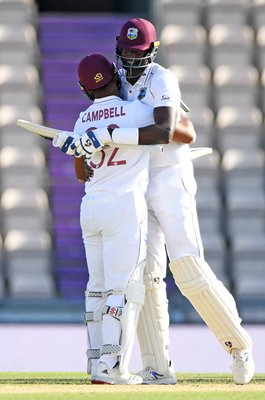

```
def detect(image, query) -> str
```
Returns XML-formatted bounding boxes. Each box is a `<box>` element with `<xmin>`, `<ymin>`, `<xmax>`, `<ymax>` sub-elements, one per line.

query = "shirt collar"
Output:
<box><xmin>93</xmin><ymin>95</ymin><xmax>121</xmax><ymax>104</ymax></box>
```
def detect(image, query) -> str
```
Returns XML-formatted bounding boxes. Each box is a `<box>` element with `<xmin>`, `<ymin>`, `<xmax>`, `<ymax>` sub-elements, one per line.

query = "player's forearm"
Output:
<box><xmin>135</xmin><ymin>107</ymin><xmax>177</xmax><ymax>144</ymax></box>
<box><xmin>98</xmin><ymin>106</ymin><xmax>176</xmax><ymax>145</ymax></box>
<box><xmin>137</xmin><ymin>124</ymin><xmax>171</xmax><ymax>144</ymax></box>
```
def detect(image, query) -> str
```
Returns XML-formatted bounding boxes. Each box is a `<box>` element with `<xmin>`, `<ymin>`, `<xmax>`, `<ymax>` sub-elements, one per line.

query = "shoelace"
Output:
<box><xmin>138</xmin><ymin>367</ymin><xmax>153</xmax><ymax>379</ymax></box>
<box><xmin>142</xmin><ymin>367</ymin><xmax>164</xmax><ymax>380</ymax></box>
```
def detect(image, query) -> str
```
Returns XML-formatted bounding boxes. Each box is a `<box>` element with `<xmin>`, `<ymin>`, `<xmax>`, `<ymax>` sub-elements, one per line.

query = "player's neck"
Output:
<box><xmin>126</xmin><ymin>75</ymin><xmax>141</xmax><ymax>85</ymax></box>
<box><xmin>125</xmin><ymin>64</ymin><xmax>150</xmax><ymax>85</ymax></box>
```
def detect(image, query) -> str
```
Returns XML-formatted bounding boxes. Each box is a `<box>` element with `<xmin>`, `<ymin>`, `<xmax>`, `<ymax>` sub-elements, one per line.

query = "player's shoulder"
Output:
<box><xmin>151</xmin><ymin>62</ymin><xmax>167</xmax><ymax>74</ymax></box>
<box><xmin>150</xmin><ymin>63</ymin><xmax>178</xmax><ymax>82</ymax></box>
<box><xmin>125</xmin><ymin>98</ymin><xmax>150</xmax><ymax>111</ymax></box>
<box><xmin>116</xmin><ymin>98</ymin><xmax>147</xmax><ymax>115</ymax></box>
<box><xmin>73</xmin><ymin>106</ymin><xmax>90</xmax><ymax>131</ymax></box>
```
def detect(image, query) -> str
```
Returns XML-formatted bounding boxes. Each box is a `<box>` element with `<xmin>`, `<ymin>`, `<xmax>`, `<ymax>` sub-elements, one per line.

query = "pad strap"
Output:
<box><xmin>85</xmin><ymin>290</ymin><xmax>106</xmax><ymax>298</ymax></box>
<box><xmin>86</xmin><ymin>348</ymin><xmax>100</xmax><ymax>360</ymax></box>
<box><xmin>85</xmin><ymin>289</ymin><xmax>124</xmax><ymax>298</ymax></box>
<box><xmin>83</xmin><ymin>310</ymin><xmax>102</xmax><ymax>324</ymax></box>
<box><xmin>101</xmin><ymin>344</ymin><xmax>121</xmax><ymax>355</ymax></box>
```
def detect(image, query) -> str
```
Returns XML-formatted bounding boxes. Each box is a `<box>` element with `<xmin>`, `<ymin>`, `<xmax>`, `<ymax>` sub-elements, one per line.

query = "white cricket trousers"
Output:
<box><xmin>80</xmin><ymin>191</ymin><xmax>147</xmax><ymax>292</ymax></box>
<box><xmin>146</xmin><ymin>160</ymin><xmax>204</xmax><ymax>275</ymax></box>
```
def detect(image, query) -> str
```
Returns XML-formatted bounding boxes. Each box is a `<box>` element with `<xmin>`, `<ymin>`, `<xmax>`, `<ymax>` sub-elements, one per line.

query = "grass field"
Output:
<box><xmin>0</xmin><ymin>373</ymin><xmax>264</xmax><ymax>399</ymax></box>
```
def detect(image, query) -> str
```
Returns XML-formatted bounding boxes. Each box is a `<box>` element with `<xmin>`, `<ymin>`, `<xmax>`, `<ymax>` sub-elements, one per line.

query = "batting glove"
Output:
<box><xmin>52</xmin><ymin>131</ymin><xmax>81</xmax><ymax>156</ymax></box>
<box><xmin>73</xmin><ymin>127</ymin><xmax>112</xmax><ymax>158</ymax></box>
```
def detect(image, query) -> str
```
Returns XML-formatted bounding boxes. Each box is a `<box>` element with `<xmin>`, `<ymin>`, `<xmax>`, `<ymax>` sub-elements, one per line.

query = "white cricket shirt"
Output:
<box><xmin>74</xmin><ymin>95</ymin><xmax>154</xmax><ymax>197</ymax></box>
<box><xmin>119</xmin><ymin>62</ymin><xmax>191</xmax><ymax>167</ymax></box>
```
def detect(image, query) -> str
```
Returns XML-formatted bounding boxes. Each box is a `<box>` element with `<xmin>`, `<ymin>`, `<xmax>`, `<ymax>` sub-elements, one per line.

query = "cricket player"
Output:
<box><xmin>66</xmin><ymin>19</ymin><xmax>255</xmax><ymax>385</ymax></box>
<box><xmin>53</xmin><ymin>53</ymin><xmax>176</xmax><ymax>384</ymax></box>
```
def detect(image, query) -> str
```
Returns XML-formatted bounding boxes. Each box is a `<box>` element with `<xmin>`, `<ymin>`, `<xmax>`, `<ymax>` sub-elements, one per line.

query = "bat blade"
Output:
<box><xmin>190</xmin><ymin>147</ymin><xmax>213</xmax><ymax>160</ymax></box>
<box><xmin>16</xmin><ymin>119</ymin><xmax>60</xmax><ymax>140</ymax></box>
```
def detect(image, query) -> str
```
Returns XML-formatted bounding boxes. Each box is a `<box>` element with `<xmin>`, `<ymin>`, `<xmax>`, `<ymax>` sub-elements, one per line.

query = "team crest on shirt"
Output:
<box><xmin>138</xmin><ymin>87</ymin><xmax>147</xmax><ymax>100</ymax></box>
<box><xmin>127</xmin><ymin>27</ymin><xmax>138</xmax><ymax>40</ymax></box>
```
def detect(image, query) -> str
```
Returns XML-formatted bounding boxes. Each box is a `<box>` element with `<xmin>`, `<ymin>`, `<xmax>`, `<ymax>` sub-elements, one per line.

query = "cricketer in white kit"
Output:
<box><xmin>118</xmin><ymin>54</ymin><xmax>201</xmax><ymax>382</ymax></box>
<box><xmin>53</xmin><ymin>54</ymin><xmax>155</xmax><ymax>385</ymax></box>
<box><xmin>115</xmin><ymin>18</ymin><xmax>254</xmax><ymax>386</ymax></box>
<box><xmin>71</xmin><ymin>19</ymin><xmax>255</xmax><ymax>385</ymax></box>
<box><xmin>75</xmin><ymin>97</ymin><xmax>153</xmax><ymax>381</ymax></box>
<box><xmin>115</xmin><ymin>19</ymin><xmax>254</xmax><ymax>386</ymax></box>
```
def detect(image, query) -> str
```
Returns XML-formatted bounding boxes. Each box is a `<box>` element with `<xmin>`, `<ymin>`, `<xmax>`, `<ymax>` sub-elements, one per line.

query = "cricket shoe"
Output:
<box><xmin>90</xmin><ymin>366</ymin><xmax>97</xmax><ymax>384</ymax></box>
<box><xmin>231</xmin><ymin>348</ymin><xmax>255</xmax><ymax>385</ymax></box>
<box><xmin>137</xmin><ymin>362</ymin><xmax>177</xmax><ymax>385</ymax></box>
<box><xmin>92</xmin><ymin>362</ymin><xmax>143</xmax><ymax>385</ymax></box>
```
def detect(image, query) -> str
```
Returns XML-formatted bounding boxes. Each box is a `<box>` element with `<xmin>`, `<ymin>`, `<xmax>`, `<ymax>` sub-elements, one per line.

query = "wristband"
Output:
<box><xmin>111</xmin><ymin>127</ymin><xmax>139</xmax><ymax>145</ymax></box>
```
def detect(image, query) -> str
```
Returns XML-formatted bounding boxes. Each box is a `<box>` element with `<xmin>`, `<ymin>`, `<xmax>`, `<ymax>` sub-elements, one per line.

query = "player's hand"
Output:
<box><xmin>173</xmin><ymin>116</ymin><xmax>196</xmax><ymax>144</ymax></box>
<box><xmin>72</xmin><ymin>130</ymin><xmax>104</xmax><ymax>158</ymax></box>
<box><xmin>72</xmin><ymin>126</ymin><xmax>112</xmax><ymax>158</ymax></box>
<box><xmin>52</xmin><ymin>131</ymin><xmax>82</xmax><ymax>156</ymax></box>
<box><xmin>180</xmin><ymin>116</ymin><xmax>196</xmax><ymax>144</ymax></box>
<box><xmin>84</xmin><ymin>159</ymin><xmax>94</xmax><ymax>181</ymax></box>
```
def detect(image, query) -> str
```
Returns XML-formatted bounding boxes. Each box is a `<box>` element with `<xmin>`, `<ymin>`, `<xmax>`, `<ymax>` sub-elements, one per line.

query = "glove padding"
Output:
<box><xmin>72</xmin><ymin>127</ymin><xmax>112</xmax><ymax>158</ymax></box>
<box><xmin>52</xmin><ymin>131</ymin><xmax>82</xmax><ymax>157</ymax></box>
<box><xmin>73</xmin><ymin>130</ymin><xmax>104</xmax><ymax>158</ymax></box>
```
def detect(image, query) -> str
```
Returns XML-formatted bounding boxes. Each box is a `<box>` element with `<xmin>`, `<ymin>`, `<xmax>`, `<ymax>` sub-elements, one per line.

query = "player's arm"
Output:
<box><xmin>136</xmin><ymin>106</ymin><xmax>176</xmax><ymax>144</ymax></box>
<box><xmin>69</xmin><ymin>107</ymin><xmax>194</xmax><ymax>157</ymax></box>
<box><xmin>67</xmin><ymin>104</ymin><xmax>177</xmax><ymax>158</ymax></box>
<box><xmin>136</xmin><ymin>108</ymin><xmax>196</xmax><ymax>145</ymax></box>
<box><xmin>136</xmin><ymin>72</ymin><xmax>195</xmax><ymax>145</ymax></box>
<box><xmin>96</xmin><ymin>105</ymin><xmax>176</xmax><ymax>145</ymax></box>
<box><xmin>150</xmin><ymin>70</ymin><xmax>196</xmax><ymax>144</ymax></box>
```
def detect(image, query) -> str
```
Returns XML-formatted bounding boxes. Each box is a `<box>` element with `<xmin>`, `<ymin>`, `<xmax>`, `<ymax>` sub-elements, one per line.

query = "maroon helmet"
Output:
<box><xmin>116</xmin><ymin>18</ymin><xmax>158</xmax><ymax>50</ymax></box>
<box><xmin>116</xmin><ymin>18</ymin><xmax>160</xmax><ymax>76</ymax></box>
<box><xmin>78</xmin><ymin>53</ymin><xmax>116</xmax><ymax>91</ymax></box>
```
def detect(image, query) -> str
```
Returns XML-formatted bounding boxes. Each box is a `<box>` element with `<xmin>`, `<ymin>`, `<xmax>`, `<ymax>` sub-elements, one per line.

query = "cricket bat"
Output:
<box><xmin>16</xmin><ymin>119</ymin><xmax>212</xmax><ymax>159</ymax></box>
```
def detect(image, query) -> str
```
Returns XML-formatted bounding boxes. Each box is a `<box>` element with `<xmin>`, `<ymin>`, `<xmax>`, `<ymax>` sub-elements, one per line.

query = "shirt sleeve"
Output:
<box><xmin>130</xmin><ymin>100</ymin><xmax>155</xmax><ymax>128</ymax></box>
<box><xmin>151</xmin><ymin>69</ymin><xmax>181</xmax><ymax>110</ymax></box>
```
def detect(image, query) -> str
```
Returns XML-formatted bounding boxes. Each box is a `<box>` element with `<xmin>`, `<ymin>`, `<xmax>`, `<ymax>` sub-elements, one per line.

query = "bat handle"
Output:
<box><xmin>180</xmin><ymin>100</ymin><xmax>190</xmax><ymax>113</ymax></box>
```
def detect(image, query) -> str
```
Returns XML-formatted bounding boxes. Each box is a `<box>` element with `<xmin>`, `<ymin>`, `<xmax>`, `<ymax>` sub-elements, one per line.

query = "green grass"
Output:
<box><xmin>0</xmin><ymin>372</ymin><xmax>264</xmax><ymax>400</ymax></box>
<box><xmin>1</xmin><ymin>396</ymin><xmax>265</xmax><ymax>400</ymax></box>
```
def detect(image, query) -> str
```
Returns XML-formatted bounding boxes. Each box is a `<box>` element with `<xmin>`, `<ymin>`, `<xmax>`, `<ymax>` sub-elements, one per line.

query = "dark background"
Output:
<box><xmin>36</xmin><ymin>0</ymin><xmax>149</xmax><ymax>14</ymax></box>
